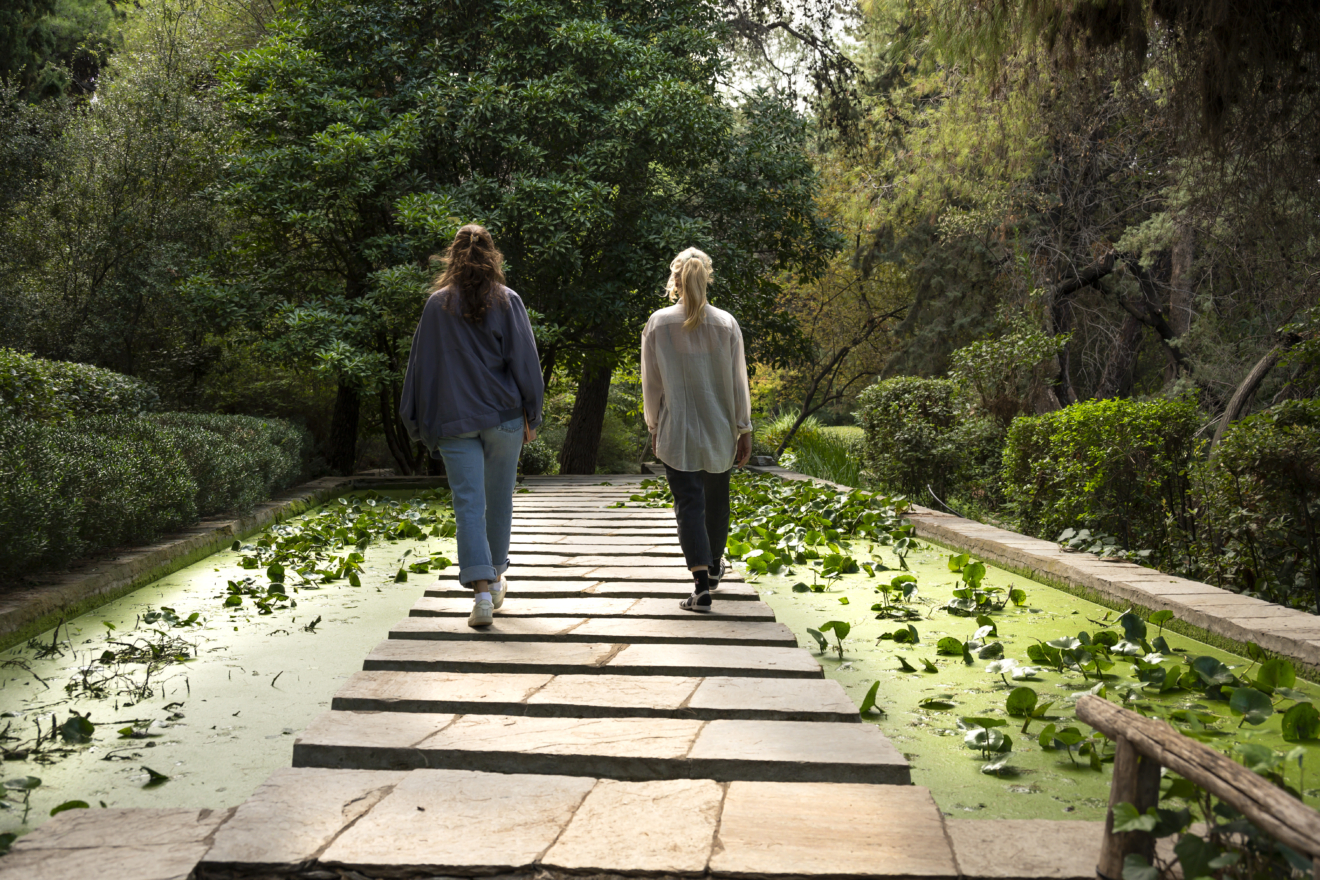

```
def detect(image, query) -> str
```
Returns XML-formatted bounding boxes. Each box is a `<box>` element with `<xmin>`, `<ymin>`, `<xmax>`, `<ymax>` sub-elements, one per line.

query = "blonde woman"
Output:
<box><xmin>641</xmin><ymin>247</ymin><xmax>753</xmax><ymax>612</ymax></box>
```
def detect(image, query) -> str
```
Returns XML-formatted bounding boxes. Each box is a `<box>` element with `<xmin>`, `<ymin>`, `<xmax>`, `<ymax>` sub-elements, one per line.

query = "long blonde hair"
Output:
<box><xmin>665</xmin><ymin>247</ymin><xmax>713</xmax><ymax>330</ymax></box>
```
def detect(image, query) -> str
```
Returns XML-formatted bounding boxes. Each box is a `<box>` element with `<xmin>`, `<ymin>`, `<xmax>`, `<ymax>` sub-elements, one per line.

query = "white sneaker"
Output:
<box><xmin>468</xmin><ymin>599</ymin><xmax>494</xmax><ymax>627</ymax></box>
<box><xmin>491</xmin><ymin>577</ymin><xmax>508</xmax><ymax>610</ymax></box>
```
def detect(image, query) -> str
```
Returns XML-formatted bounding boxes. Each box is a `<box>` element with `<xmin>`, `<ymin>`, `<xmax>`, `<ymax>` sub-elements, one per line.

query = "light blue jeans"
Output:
<box><xmin>434</xmin><ymin>416</ymin><xmax>523</xmax><ymax>586</ymax></box>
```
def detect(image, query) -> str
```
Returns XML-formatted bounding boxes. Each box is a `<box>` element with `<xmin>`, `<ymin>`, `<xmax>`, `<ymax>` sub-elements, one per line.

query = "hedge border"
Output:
<box><xmin>0</xmin><ymin>476</ymin><xmax>449</xmax><ymax>652</ymax></box>
<box><xmin>745</xmin><ymin>465</ymin><xmax>1320</xmax><ymax>682</ymax></box>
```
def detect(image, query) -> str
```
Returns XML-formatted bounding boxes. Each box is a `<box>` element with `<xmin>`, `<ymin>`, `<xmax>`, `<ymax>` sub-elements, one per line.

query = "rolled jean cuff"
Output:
<box><xmin>458</xmin><ymin>565</ymin><xmax>498</xmax><ymax>586</ymax></box>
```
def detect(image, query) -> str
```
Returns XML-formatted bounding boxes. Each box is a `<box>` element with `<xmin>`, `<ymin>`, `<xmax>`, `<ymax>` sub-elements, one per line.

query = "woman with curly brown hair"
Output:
<box><xmin>401</xmin><ymin>224</ymin><xmax>544</xmax><ymax>627</ymax></box>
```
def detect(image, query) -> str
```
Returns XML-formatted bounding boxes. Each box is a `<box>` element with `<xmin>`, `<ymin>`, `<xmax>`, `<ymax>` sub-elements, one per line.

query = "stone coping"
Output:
<box><xmin>2</xmin><ymin>777</ymin><xmax>1109</xmax><ymax>880</ymax></box>
<box><xmin>747</xmin><ymin>465</ymin><xmax>1320</xmax><ymax>678</ymax></box>
<box><xmin>0</xmin><ymin>475</ymin><xmax>449</xmax><ymax>652</ymax></box>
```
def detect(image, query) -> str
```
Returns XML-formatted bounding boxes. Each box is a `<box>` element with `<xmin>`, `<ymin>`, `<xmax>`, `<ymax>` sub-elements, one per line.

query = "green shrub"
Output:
<box><xmin>856</xmin><ymin>376</ymin><xmax>1001</xmax><ymax>501</ymax></box>
<box><xmin>519</xmin><ymin>438</ymin><xmax>557</xmax><ymax>476</ymax></box>
<box><xmin>0</xmin><ymin>411</ymin><xmax>309</xmax><ymax>580</ymax></box>
<box><xmin>152</xmin><ymin>413</ymin><xmax>308</xmax><ymax>516</ymax></box>
<box><xmin>0</xmin><ymin>348</ymin><xmax>159</xmax><ymax>421</ymax></box>
<box><xmin>1003</xmin><ymin>396</ymin><xmax>1203</xmax><ymax>559</ymax></box>
<box><xmin>1193</xmin><ymin>400</ymin><xmax>1320</xmax><ymax>610</ymax></box>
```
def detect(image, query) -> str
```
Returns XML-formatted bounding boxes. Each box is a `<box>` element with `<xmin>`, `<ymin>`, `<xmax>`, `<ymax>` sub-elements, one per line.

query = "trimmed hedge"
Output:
<box><xmin>0</xmin><ymin>412</ymin><xmax>309</xmax><ymax>579</ymax></box>
<box><xmin>1194</xmin><ymin>400</ymin><xmax>1320</xmax><ymax>610</ymax></box>
<box><xmin>1003</xmin><ymin>396</ymin><xmax>1203</xmax><ymax>562</ymax></box>
<box><xmin>0</xmin><ymin>348</ymin><xmax>159</xmax><ymax>421</ymax></box>
<box><xmin>857</xmin><ymin>376</ymin><xmax>1001</xmax><ymax>501</ymax></box>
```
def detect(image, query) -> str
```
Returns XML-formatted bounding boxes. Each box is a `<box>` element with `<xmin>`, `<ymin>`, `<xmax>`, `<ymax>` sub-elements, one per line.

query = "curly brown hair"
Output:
<box><xmin>429</xmin><ymin>224</ymin><xmax>508</xmax><ymax>323</ymax></box>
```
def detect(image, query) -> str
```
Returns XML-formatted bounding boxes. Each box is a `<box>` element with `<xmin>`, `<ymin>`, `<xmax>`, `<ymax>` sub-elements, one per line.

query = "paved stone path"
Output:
<box><xmin>4</xmin><ymin>475</ymin><xmax>1105</xmax><ymax>880</ymax></box>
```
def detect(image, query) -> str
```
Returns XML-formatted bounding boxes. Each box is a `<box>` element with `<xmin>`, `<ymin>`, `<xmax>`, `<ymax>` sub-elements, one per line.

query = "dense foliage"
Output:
<box><xmin>0</xmin><ymin>347</ymin><xmax>159</xmax><ymax>421</ymax></box>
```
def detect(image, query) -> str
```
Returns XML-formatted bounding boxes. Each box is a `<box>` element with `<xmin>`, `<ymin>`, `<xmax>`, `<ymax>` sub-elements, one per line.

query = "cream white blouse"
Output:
<box><xmin>641</xmin><ymin>303</ymin><xmax>753</xmax><ymax>473</ymax></box>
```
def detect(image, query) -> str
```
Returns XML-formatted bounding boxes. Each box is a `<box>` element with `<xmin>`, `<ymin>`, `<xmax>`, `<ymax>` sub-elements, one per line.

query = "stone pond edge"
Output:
<box><xmin>0</xmin><ymin>475</ymin><xmax>450</xmax><ymax>653</ymax></box>
<box><xmin>745</xmin><ymin>465</ymin><xmax>1320</xmax><ymax>682</ymax></box>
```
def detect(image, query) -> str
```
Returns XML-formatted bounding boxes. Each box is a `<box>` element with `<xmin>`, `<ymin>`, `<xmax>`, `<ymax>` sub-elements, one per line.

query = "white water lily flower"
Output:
<box><xmin>985</xmin><ymin>659</ymin><xmax>1018</xmax><ymax>675</ymax></box>
<box><xmin>1142</xmin><ymin>653</ymin><xmax>1166</xmax><ymax>665</ymax></box>
<box><xmin>973</xmin><ymin>625</ymin><xmax>995</xmax><ymax>641</ymax></box>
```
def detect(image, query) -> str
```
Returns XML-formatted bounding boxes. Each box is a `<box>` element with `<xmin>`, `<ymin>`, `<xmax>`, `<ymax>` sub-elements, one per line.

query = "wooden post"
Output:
<box><xmin>1097</xmin><ymin>735</ymin><xmax>1162</xmax><ymax>880</ymax></box>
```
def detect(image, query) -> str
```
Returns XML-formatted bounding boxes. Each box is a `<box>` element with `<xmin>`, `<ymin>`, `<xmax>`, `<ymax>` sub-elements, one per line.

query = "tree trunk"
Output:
<box><xmin>1094</xmin><ymin>313</ymin><xmax>1143</xmax><ymax>399</ymax></box>
<box><xmin>558</xmin><ymin>362</ymin><xmax>613</xmax><ymax>475</ymax></box>
<box><xmin>329</xmin><ymin>382</ymin><xmax>361</xmax><ymax>475</ymax></box>
<box><xmin>378</xmin><ymin>385</ymin><xmax>419</xmax><ymax>475</ymax></box>
<box><xmin>1166</xmin><ymin>225</ymin><xmax>1196</xmax><ymax>383</ymax></box>
<box><xmin>1209</xmin><ymin>340</ymin><xmax>1296</xmax><ymax>454</ymax></box>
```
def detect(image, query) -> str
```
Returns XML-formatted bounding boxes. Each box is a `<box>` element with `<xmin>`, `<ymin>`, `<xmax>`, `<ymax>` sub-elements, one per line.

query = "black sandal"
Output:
<box><xmin>708</xmin><ymin>559</ymin><xmax>727</xmax><ymax>590</ymax></box>
<box><xmin>680</xmin><ymin>591</ymin><xmax>712</xmax><ymax>613</ymax></box>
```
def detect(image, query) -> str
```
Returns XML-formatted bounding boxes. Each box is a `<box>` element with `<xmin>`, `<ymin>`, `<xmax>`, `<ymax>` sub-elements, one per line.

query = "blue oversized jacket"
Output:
<box><xmin>399</xmin><ymin>287</ymin><xmax>545</xmax><ymax>448</ymax></box>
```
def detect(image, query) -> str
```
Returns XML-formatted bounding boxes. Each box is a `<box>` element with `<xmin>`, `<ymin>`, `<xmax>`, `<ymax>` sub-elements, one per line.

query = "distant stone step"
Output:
<box><xmin>331</xmin><ymin>671</ymin><xmax>861</xmax><ymax>722</ymax></box>
<box><xmin>509</xmin><ymin>543</ymin><xmax>684</xmax><ymax>557</ymax></box>
<box><xmin>388</xmin><ymin>616</ymin><xmax>797</xmax><ymax>647</ymax></box>
<box><xmin>292</xmin><ymin>711</ymin><xmax>909</xmax><ymax>784</ymax></box>
<box><xmin>425</xmin><ymin>579</ymin><xmax>758</xmax><ymax>600</ymax></box>
<box><xmin>432</xmin><ymin>565</ymin><xmax>736</xmax><ymax>583</ymax></box>
<box><xmin>363</xmin><ymin>639</ymin><xmax>823</xmax><ymax>678</ymax></box>
<box><xmin>409</xmin><ymin>596</ymin><xmax>777</xmax><ymax>621</ymax></box>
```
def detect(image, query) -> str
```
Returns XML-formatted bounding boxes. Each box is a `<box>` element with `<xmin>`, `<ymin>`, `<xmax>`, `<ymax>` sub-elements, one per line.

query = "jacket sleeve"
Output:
<box><xmin>641</xmin><ymin>317</ymin><xmax>663</xmax><ymax>434</ymax></box>
<box><xmin>505</xmin><ymin>293</ymin><xmax>545</xmax><ymax>429</ymax></box>
<box><xmin>399</xmin><ymin>318</ymin><xmax>425</xmax><ymax>444</ymax></box>
<box><xmin>730</xmin><ymin>319</ymin><xmax>752</xmax><ymax>434</ymax></box>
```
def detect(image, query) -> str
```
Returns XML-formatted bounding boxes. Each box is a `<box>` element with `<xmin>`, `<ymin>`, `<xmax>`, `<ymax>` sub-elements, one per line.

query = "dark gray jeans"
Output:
<box><xmin>663</xmin><ymin>464</ymin><xmax>731</xmax><ymax>572</ymax></box>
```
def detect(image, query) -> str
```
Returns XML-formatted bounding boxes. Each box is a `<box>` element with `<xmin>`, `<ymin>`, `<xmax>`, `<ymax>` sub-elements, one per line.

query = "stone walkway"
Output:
<box><xmin>4</xmin><ymin>475</ymin><xmax>1105</xmax><ymax>880</ymax></box>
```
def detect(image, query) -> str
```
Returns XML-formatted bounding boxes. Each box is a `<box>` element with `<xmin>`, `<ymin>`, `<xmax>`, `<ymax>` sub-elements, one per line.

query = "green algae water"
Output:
<box><xmin>753</xmin><ymin>540</ymin><xmax>1320</xmax><ymax>821</ymax></box>
<box><xmin>0</xmin><ymin>490</ymin><xmax>456</xmax><ymax>839</ymax></box>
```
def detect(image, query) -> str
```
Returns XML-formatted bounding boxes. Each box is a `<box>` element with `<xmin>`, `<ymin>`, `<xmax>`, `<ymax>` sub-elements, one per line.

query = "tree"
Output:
<box><xmin>206</xmin><ymin>0</ymin><xmax>837</xmax><ymax>475</ymax></box>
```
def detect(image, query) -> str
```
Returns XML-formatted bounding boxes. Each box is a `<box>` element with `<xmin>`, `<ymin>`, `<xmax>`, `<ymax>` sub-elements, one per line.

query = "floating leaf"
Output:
<box><xmin>1282</xmin><ymin>702</ymin><xmax>1320</xmax><ymax>742</ymax></box>
<box><xmin>2</xmin><ymin>777</ymin><xmax>40</xmax><ymax>792</ymax></box>
<box><xmin>920</xmin><ymin>698</ymin><xmax>956</xmax><ymax>710</ymax></box>
<box><xmin>141</xmin><ymin>766</ymin><xmax>169</xmax><ymax>787</ymax></box>
<box><xmin>937</xmin><ymin>637</ymin><xmax>964</xmax><ymax>656</ymax></box>
<box><xmin>819</xmin><ymin>620</ymin><xmax>851</xmax><ymax>640</ymax></box>
<box><xmin>791</xmin><ymin>583</ymin><xmax>810</xmax><ymax>593</ymax></box>
<box><xmin>1229</xmin><ymin>687</ymin><xmax>1273</xmax><ymax>726</ymax></box>
<box><xmin>1149</xmin><ymin>610</ymin><xmax>1174</xmax><ymax>629</ymax></box>
<box><xmin>1117</xmin><ymin>612</ymin><xmax>1146</xmax><ymax>641</ymax></box>
<box><xmin>224</xmin><ymin>595</ymin><xmax>242</xmax><ymax>607</ymax></box>
<box><xmin>921</xmin><ymin>658</ymin><xmax>939</xmax><ymax>673</ymax></box>
<box><xmin>837</xmin><ymin>596</ymin><xmax>850</xmax><ymax>605</ymax></box>
<box><xmin>977</xmin><ymin>641</ymin><xmax>1005</xmax><ymax>660</ymax></box>
<box><xmin>896</xmin><ymin>656</ymin><xmax>917</xmax><ymax>672</ymax></box>
<box><xmin>1005</xmin><ymin>687</ymin><xmax>1038</xmax><ymax>717</ymax></box>
<box><xmin>1255</xmin><ymin>658</ymin><xmax>1297</xmax><ymax>694</ymax></box>
<box><xmin>50</xmin><ymin>800</ymin><xmax>89</xmax><ymax>817</ymax></box>
<box><xmin>394</xmin><ymin>568</ymin><xmax>408</xmax><ymax>583</ymax></box>
<box><xmin>1009</xmin><ymin>588</ymin><xmax>1027</xmax><ymax>606</ymax></box>
<box><xmin>58</xmin><ymin>713</ymin><xmax>94</xmax><ymax>744</ymax></box>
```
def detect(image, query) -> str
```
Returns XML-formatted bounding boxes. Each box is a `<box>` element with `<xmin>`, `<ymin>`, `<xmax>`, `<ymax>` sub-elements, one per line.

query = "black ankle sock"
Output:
<box><xmin>692</xmin><ymin>569</ymin><xmax>711</xmax><ymax>593</ymax></box>
<box><xmin>708</xmin><ymin>559</ymin><xmax>723</xmax><ymax>579</ymax></box>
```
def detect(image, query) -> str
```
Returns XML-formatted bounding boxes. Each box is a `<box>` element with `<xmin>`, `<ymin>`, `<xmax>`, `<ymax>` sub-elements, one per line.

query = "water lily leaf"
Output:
<box><xmin>805</xmin><ymin>628</ymin><xmax>826</xmax><ymax>653</ymax></box>
<box><xmin>1228</xmin><ymin>687</ymin><xmax>1273</xmax><ymax>725</ymax></box>
<box><xmin>266</xmin><ymin>562</ymin><xmax>285</xmax><ymax>584</ymax></box>
<box><xmin>819</xmin><ymin>620</ymin><xmax>850</xmax><ymax>640</ymax></box>
<box><xmin>921</xmin><ymin>658</ymin><xmax>939</xmax><ymax>673</ymax></box>
<box><xmin>1191</xmin><ymin>656</ymin><xmax>1236</xmax><ymax>687</ymax></box>
<box><xmin>229</xmin><ymin>540</ymin><xmax>241</xmax><ymax>552</ymax></box>
<box><xmin>1149</xmin><ymin>610</ymin><xmax>1174</xmax><ymax>628</ymax></box>
<box><xmin>141</xmin><ymin>766</ymin><xmax>169</xmax><ymax>787</ymax></box>
<box><xmin>1255</xmin><ymin>658</ymin><xmax>1296</xmax><ymax>693</ymax></box>
<box><xmin>948</xmin><ymin>553</ymin><xmax>970</xmax><ymax>572</ymax></box>
<box><xmin>393</xmin><ymin>568</ymin><xmax>408</xmax><ymax>583</ymax></box>
<box><xmin>224</xmin><ymin>595</ymin><xmax>242</xmax><ymax>607</ymax></box>
<box><xmin>920</xmin><ymin>698</ymin><xmax>956</xmax><ymax>710</ymax></box>
<box><xmin>1118</xmin><ymin>612</ymin><xmax>1146</xmax><ymax>641</ymax></box>
<box><xmin>1275</xmin><ymin>686</ymin><xmax>1311</xmax><ymax>703</ymax></box>
<box><xmin>1005</xmin><ymin>686</ymin><xmax>1038</xmax><ymax>717</ymax></box>
<box><xmin>1031</xmin><ymin>699</ymin><xmax>1055</xmax><ymax>718</ymax></box>
<box><xmin>1009</xmin><ymin>588</ymin><xmax>1027</xmax><ymax>606</ymax></box>
<box><xmin>1046</xmin><ymin>637</ymin><xmax>1081</xmax><ymax>651</ymax></box>
<box><xmin>837</xmin><ymin>596</ymin><xmax>849</xmax><ymax>605</ymax></box>
<box><xmin>2</xmin><ymin>777</ymin><xmax>40</xmax><ymax>792</ymax></box>
<box><xmin>937</xmin><ymin>636</ymin><xmax>964</xmax><ymax>656</ymax></box>
<box><xmin>1281</xmin><ymin>702</ymin><xmax>1320</xmax><ymax>742</ymax></box>
<box><xmin>977</xmin><ymin>642</ymin><xmax>1005</xmax><ymax>660</ymax></box>
<box><xmin>58</xmin><ymin>713</ymin><xmax>94</xmax><ymax>744</ymax></box>
<box><xmin>791</xmin><ymin>583</ymin><xmax>810</xmax><ymax>593</ymax></box>
<box><xmin>896</xmin><ymin>656</ymin><xmax>917</xmax><ymax>672</ymax></box>
<box><xmin>959</xmin><ymin>716</ymin><xmax>1008</xmax><ymax>729</ymax></box>
<box><xmin>981</xmin><ymin>757</ymin><xmax>1010</xmax><ymax>774</ymax></box>
<box><xmin>50</xmin><ymin>800</ymin><xmax>89</xmax><ymax>817</ymax></box>
<box><xmin>860</xmin><ymin>681</ymin><xmax>882</xmax><ymax>714</ymax></box>
<box><xmin>975</xmin><ymin>615</ymin><xmax>998</xmax><ymax>636</ymax></box>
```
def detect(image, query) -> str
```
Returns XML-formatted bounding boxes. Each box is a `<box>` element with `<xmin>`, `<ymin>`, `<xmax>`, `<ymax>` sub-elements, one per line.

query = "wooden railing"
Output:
<box><xmin>1076</xmin><ymin>695</ymin><xmax>1320</xmax><ymax>880</ymax></box>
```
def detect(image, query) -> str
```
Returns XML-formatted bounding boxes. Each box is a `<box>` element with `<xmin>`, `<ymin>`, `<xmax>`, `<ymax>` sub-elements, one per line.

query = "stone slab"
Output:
<box><xmin>426</xmin><ymin>579</ymin><xmax>758</xmax><ymax>600</ymax></box>
<box><xmin>331</xmin><ymin>670</ymin><xmax>554</xmax><ymax>714</ymax></box>
<box><xmin>512</xmin><ymin>553</ymin><xmax>676</xmax><ymax>567</ymax></box>
<box><xmin>607</xmin><ymin>642</ymin><xmax>823</xmax><ymax>678</ymax></box>
<box><xmin>292</xmin><ymin>712</ymin><xmax>905</xmax><ymax>783</ymax></box>
<box><xmin>409</xmin><ymin>595</ymin><xmax>777</xmax><ymax>620</ymax></box>
<box><xmin>711</xmin><ymin>782</ymin><xmax>954</xmax><ymax>877</ymax></box>
<box><xmin>331</xmin><ymin>671</ymin><xmax>859</xmax><ymax>722</ymax></box>
<box><xmin>204</xmin><ymin>767</ymin><xmax>404</xmax><ymax>867</ymax></box>
<box><xmin>543</xmin><ymin>778</ymin><xmax>723</xmax><ymax>874</ymax></box>
<box><xmin>388</xmin><ymin>615</ymin><xmax>796</xmax><ymax>647</ymax></box>
<box><xmin>365</xmin><ymin>639</ymin><xmax>820</xmax><ymax>678</ymax></box>
<box><xmin>946</xmin><ymin>820</ymin><xmax>1102</xmax><ymax>880</ymax></box>
<box><xmin>319</xmin><ymin>769</ymin><xmax>595</xmax><ymax>874</ymax></box>
<box><xmin>689</xmin><ymin>676</ymin><xmax>861</xmax><ymax>722</ymax></box>
<box><xmin>2</xmin><ymin>807</ymin><xmax>233</xmax><ymax>880</ymax></box>
<box><xmin>363</xmin><ymin>639</ymin><xmax>622</xmax><ymax>674</ymax></box>
<box><xmin>510</xmin><ymin>543</ymin><xmax>684</xmax><ymax>556</ymax></box>
<box><xmin>521</xmin><ymin>535</ymin><xmax>682</xmax><ymax>546</ymax></box>
<box><xmin>689</xmin><ymin>719</ymin><xmax>909</xmax><ymax>784</ymax></box>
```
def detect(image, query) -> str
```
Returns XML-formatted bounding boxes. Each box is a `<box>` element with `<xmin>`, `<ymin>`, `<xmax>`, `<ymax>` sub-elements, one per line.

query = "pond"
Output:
<box><xmin>0</xmin><ymin>490</ymin><xmax>456</xmax><ymax>839</ymax></box>
<box><xmin>625</xmin><ymin>474</ymin><xmax>1320</xmax><ymax>821</ymax></box>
